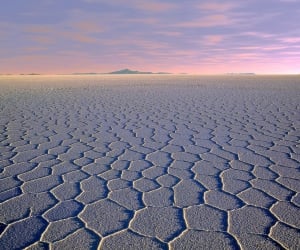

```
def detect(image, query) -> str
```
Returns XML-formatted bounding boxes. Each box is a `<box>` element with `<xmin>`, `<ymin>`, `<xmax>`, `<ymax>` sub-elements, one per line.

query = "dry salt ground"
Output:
<box><xmin>0</xmin><ymin>75</ymin><xmax>299</xmax><ymax>250</ymax></box>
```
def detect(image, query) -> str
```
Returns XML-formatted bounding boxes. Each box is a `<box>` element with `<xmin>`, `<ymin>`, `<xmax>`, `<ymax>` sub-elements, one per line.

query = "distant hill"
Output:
<box><xmin>108</xmin><ymin>69</ymin><xmax>170</xmax><ymax>74</ymax></box>
<box><xmin>71</xmin><ymin>69</ymin><xmax>171</xmax><ymax>75</ymax></box>
<box><xmin>226</xmin><ymin>73</ymin><xmax>256</xmax><ymax>75</ymax></box>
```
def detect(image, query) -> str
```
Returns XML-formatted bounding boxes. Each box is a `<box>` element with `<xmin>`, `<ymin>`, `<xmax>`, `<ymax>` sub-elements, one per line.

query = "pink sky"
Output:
<box><xmin>0</xmin><ymin>0</ymin><xmax>299</xmax><ymax>74</ymax></box>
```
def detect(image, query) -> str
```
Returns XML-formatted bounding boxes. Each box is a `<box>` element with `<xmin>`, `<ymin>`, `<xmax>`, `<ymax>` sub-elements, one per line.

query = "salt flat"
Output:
<box><xmin>0</xmin><ymin>75</ymin><xmax>299</xmax><ymax>249</ymax></box>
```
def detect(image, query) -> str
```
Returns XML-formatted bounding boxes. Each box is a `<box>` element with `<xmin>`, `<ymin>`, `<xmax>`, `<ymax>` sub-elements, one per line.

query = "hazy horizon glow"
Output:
<box><xmin>1</xmin><ymin>0</ymin><xmax>300</xmax><ymax>74</ymax></box>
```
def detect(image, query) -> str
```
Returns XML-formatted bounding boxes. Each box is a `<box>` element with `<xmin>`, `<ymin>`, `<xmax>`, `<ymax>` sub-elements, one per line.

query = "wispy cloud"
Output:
<box><xmin>175</xmin><ymin>14</ymin><xmax>234</xmax><ymax>28</ymax></box>
<box><xmin>198</xmin><ymin>2</ymin><xmax>237</xmax><ymax>12</ymax></box>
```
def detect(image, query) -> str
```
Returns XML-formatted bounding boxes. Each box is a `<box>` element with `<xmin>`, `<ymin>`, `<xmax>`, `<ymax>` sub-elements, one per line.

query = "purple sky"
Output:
<box><xmin>1</xmin><ymin>0</ymin><xmax>300</xmax><ymax>74</ymax></box>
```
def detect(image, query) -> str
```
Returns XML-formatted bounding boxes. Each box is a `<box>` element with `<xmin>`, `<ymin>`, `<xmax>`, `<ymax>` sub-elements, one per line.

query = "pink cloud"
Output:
<box><xmin>280</xmin><ymin>37</ymin><xmax>300</xmax><ymax>43</ymax></box>
<box><xmin>83</xmin><ymin>0</ymin><xmax>176</xmax><ymax>12</ymax></box>
<box><xmin>71</xmin><ymin>21</ymin><xmax>105</xmax><ymax>33</ymax></box>
<box><xmin>31</xmin><ymin>36</ymin><xmax>55</xmax><ymax>44</ymax></box>
<box><xmin>63</xmin><ymin>32</ymin><xmax>98</xmax><ymax>43</ymax></box>
<box><xmin>175</xmin><ymin>15</ymin><xmax>233</xmax><ymax>28</ymax></box>
<box><xmin>135</xmin><ymin>2</ymin><xmax>176</xmax><ymax>12</ymax></box>
<box><xmin>202</xmin><ymin>35</ymin><xmax>224</xmax><ymax>45</ymax></box>
<box><xmin>155</xmin><ymin>31</ymin><xmax>182</xmax><ymax>37</ymax></box>
<box><xmin>25</xmin><ymin>25</ymin><xmax>54</xmax><ymax>34</ymax></box>
<box><xmin>198</xmin><ymin>2</ymin><xmax>237</xmax><ymax>12</ymax></box>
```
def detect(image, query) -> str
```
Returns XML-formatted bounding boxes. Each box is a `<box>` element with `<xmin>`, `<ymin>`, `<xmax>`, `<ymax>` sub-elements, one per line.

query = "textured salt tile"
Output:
<box><xmin>194</xmin><ymin>174</ymin><xmax>221</xmax><ymax>190</ymax></box>
<box><xmin>107</xmin><ymin>179</ymin><xmax>131</xmax><ymax>191</ymax></box>
<box><xmin>101</xmin><ymin>230</ymin><xmax>167</xmax><ymax>250</ymax></box>
<box><xmin>205</xmin><ymin>190</ymin><xmax>242</xmax><ymax>211</ymax></box>
<box><xmin>291</xmin><ymin>193</ymin><xmax>300</xmax><ymax>206</ymax></box>
<box><xmin>19</xmin><ymin>167</ymin><xmax>51</xmax><ymax>182</ymax></box>
<box><xmin>51</xmin><ymin>228</ymin><xmax>100</xmax><ymax>250</ymax></box>
<box><xmin>25</xmin><ymin>241</ymin><xmax>49</xmax><ymax>250</ymax></box>
<box><xmin>170</xmin><ymin>230</ymin><xmax>235</xmax><ymax>250</ymax></box>
<box><xmin>62</xmin><ymin>170</ymin><xmax>89</xmax><ymax>182</ymax></box>
<box><xmin>44</xmin><ymin>200</ymin><xmax>82</xmax><ymax>221</ymax></box>
<box><xmin>142</xmin><ymin>166</ymin><xmax>166</xmax><ymax>179</ymax></box>
<box><xmin>79</xmin><ymin>199</ymin><xmax>132</xmax><ymax>236</ymax></box>
<box><xmin>0</xmin><ymin>151</ymin><xmax>17</xmax><ymax>161</ymax></box>
<box><xmin>271</xmin><ymin>201</ymin><xmax>300</xmax><ymax>228</ymax></box>
<box><xmin>229</xmin><ymin>206</ymin><xmax>275</xmax><ymax>235</ymax></box>
<box><xmin>0</xmin><ymin>187</ymin><xmax>22</xmax><ymax>202</ymax></box>
<box><xmin>12</xmin><ymin>149</ymin><xmax>48</xmax><ymax>163</ymax></box>
<box><xmin>183</xmin><ymin>144</ymin><xmax>209</xmax><ymax>154</ymax></box>
<box><xmin>31</xmin><ymin>154</ymin><xmax>56</xmax><ymax>163</ymax></box>
<box><xmin>192</xmin><ymin>161</ymin><xmax>220</xmax><ymax>175</ymax></box>
<box><xmin>109</xmin><ymin>187</ymin><xmax>143</xmax><ymax>210</ymax></box>
<box><xmin>237</xmin><ymin>233</ymin><xmax>282</xmax><ymax>250</ymax></box>
<box><xmin>130</xmin><ymin>207</ymin><xmax>184</xmax><ymax>242</ymax></box>
<box><xmin>73</xmin><ymin>157</ymin><xmax>93</xmax><ymax>167</ymax></box>
<box><xmin>239</xmin><ymin>152</ymin><xmax>273</xmax><ymax>166</ymax></box>
<box><xmin>130</xmin><ymin>145</ymin><xmax>154</xmax><ymax>154</ymax></box>
<box><xmin>42</xmin><ymin>218</ymin><xmax>83</xmax><ymax>242</ymax></box>
<box><xmin>52</xmin><ymin>182</ymin><xmax>81</xmax><ymax>200</ymax></box>
<box><xmin>238</xmin><ymin>188</ymin><xmax>276</xmax><ymax>208</ymax></box>
<box><xmin>222</xmin><ymin>179</ymin><xmax>250</xmax><ymax>194</ymax></box>
<box><xmin>270</xmin><ymin>222</ymin><xmax>300</xmax><ymax>250</ymax></box>
<box><xmin>128</xmin><ymin>160</ymin><xmax>152</xmax><ymax>171</ymax></box>
<box><xmin>201</xmin><ymin>153</ymin><xmax>229</xmax><ymax>164</ymax></box>
<box><xmin>133</xmin><ymin>177</ymin><xmax>160</xmax><ymax>192</ymax></box>
<box><xmin>171</xmin><ymin>151</ymin><xmax>200</xmax><ymax>162</ymax></box>
<box><xmin>22</xmin><ymin>175</ymin><xmax>61</xmax><ymax>193</ymax></box>
<box><xmin>185</xmin><ymin>205</ymin><xmax>226</xmax><ymax>231</ymax></box>
<box><xmin>48</xmin><ymin>146</ymin><xmax>69</xmax><ymax>155</ymax></box>
<box><xmin>230</xmin><ymin>160</ymin><xmax>253</xmax><ymax>171</ymax></box>
<box><xmin>0</xmin><ymin>177</ymin><xmax>22</xmax><ymax>192</ymax></box>
<box><xmin>253</xmin><ymin>166</ymin><xmax>278</xmax><ymax>179</ymax></box>
<box><xmin>82</xmin><ymin>163</ymin><xmax>109</xmax><ymax>175</ymax></box>
<box><xmin>276</xmin><ymin>177</ymin><xmax>300</xmax><ymax>192</ymax></box>
<box><xmin>119</xmin><ymin>149</ymin><xmax>145</xmax><ymax>161</ymax></box>
<box><xmin>162</xmin><ymin>144</ymin><xmax>183</xmax><ymax>153</ymax></box>
<box><xmin>251</xmin><ymin>178</ymin><xmax>294</xmax><ymax>200</ymax></box>
<box><xmin>221</xmin><ymin>169</ymin><xmax>253</xmax><ymax>181</ymax></box>
<box><xmin>174</xmin><ymin>179</ymin><xmax>204</xmax><ymax>207</ymax></box>
<box><xmin>270</xmin><ymin>165</ymin><xmax>300</xmax><ymax>179</ymax></box>
<box><xmin>100</xmin><ymin>169</ymin><xmax>121</xmax><ymax>180</ymax></box>
<box><xmin>146</xmin><ymin>151</ymin><xmax>172</xmax><ymax>166</ymax></box>
<box><xmin>2</xmin><ymin>162</ymin><xmax>36</xmax><ymax>176</ymax></box>
<box><xmin>157</xmin><ymin>174</ymin><xmax>179</xmax><ymax>187</ymax></box>
<box><xmin>121</xmin><ymin>170</ymin><xmax>142</xmax><ymax>181</ymax></box>
<box><xmin>51</xmin><ymin>162</ymin><xmax>79</xmax><ymax>175</ymax></box>
<box><xmin>143</xmin><ymin>187</ymin><xmax>173</xmax><ymax>207</ymax></box>
<box><xmin>76</xmin><ymin>177</ymin><xmax>108</xmax><ymax>204</ymax></box>
<box><xmin>0</xmin><ymin>216</ymin><xmax>47</xmax><ymax>250</ymax></box>
<box><xmin>111</xmin><ymin>160</ymin><xmax>130</xmax><ymax>170</ymax></box>
<box><xmin>170</xmin><ymin>160</ymin><xmax>193</xmax><ymax>170</ymax></box>
<box><xmin>168</xmin><ymin>168</ymin><xmax>194</xmax><ymax>179</ymax></box>
<box><xmin>210</xmin><ymin>148</ymin><xmax>237</xmax><ymax>161</ymax></box>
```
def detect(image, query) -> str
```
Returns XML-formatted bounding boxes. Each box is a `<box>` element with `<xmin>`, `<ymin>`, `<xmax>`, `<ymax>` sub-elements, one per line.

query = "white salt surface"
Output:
<box><xmin>0</xmin><ymin>75</ymin><xmax>299</xmax><ymax>249</ymax></box>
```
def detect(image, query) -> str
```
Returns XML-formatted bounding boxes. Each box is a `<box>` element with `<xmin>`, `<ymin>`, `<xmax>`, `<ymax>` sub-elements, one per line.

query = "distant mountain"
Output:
<box><xmin>72</xmin><ymin>73</ymin><xmax>99</xmax><ymax>75</ymax></box>
<box><xmin>71</xmin><ymin>69</ymin><xmax>171</xmax><ymax>75</ymax></box>
<box><xmin>108</xmin><ymin>69</ymin><xmax>170</xmax><ymax>74</ymax></box>
<box><xmin>226</xmin><ymin>73</ymin><xmax>256</xmax><ymax>75</ymax></box>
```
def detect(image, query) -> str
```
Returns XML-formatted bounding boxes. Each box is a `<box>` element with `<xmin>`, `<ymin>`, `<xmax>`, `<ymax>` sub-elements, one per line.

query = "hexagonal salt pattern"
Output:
<box><xmin>0</xmin><ymin>75</ymin><xmax>299</xmax><ymax>249</ymax></box>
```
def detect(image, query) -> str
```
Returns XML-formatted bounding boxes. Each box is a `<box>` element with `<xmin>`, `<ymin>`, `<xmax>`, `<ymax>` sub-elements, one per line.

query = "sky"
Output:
<box><xmin>0</xmin><ymin>0</ymin><xmax>300</xmax><ymax>74</ymax></box>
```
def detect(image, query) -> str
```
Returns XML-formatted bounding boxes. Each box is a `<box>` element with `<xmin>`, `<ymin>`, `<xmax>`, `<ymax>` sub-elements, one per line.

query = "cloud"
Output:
<box><xmin>71</xmin><ymin>21</ymin><xmax>105</xmax><ymax>33</ymax></box>
<box><xmin>202</xmin><ymin>35</ymin><xmax>224</xmax><ymax>45</ymax></box>
<box><xmin>82</xmin><ymin>0</ymin><xmax>176</xmax><ymax>12</ymax></box>
<box><xmin>25</xmin><ymin>25</ymin><xmax>54</xmax><ymax>34</ymax></box>
<box><xmin>198</xmin><ymin>2</ymin><xmax>237</xmax><ymax>12</ymax></box>
<box><xmin>175</xmin><ymin>14</ymin><xmax>234</xmax><ymax>28</ymax></box>
<box><xmin>279</xmin><ymin>37</ymin><xmax>300</xmax><ymax>43</ymax></box>
<box><xmin>134</xmin><ymin>2</ymin><xmax>176</xmax><ymax>12</ymax></box>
